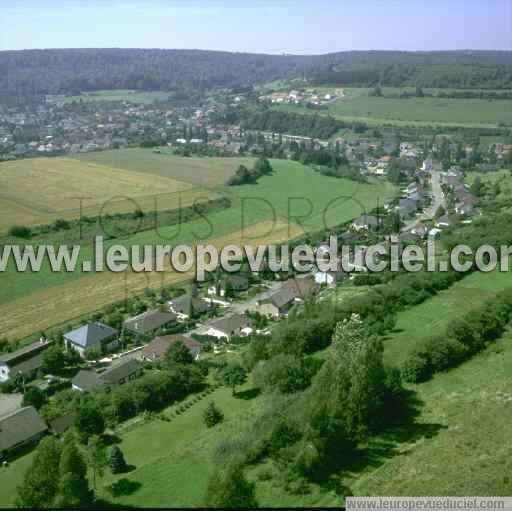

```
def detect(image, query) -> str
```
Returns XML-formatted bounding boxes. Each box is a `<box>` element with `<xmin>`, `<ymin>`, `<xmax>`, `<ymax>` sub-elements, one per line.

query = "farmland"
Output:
<box><xmin>73</xmin><ymin>149</ymin><xmax>256</xmax><ymax>188</ymax></box>
<box><xmin>273</xmin><ymin>87</ymin><xmax>512</xmax><ymax>128</ymax></box>
<box><xmin>0</xmin><ymin>157</ymin><xmax>217</xmax><ymax>233</ymax></box>
<box><xmin>0</xmin><ymin>151</ymin><xmax>396</xmax><ymax>340</ymax></box>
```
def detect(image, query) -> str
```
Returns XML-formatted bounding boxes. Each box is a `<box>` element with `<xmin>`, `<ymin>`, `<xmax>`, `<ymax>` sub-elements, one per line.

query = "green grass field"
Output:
<box><xmin>383</xmin><ymin>269</ymin><xmax>512</xmax><ymax>367</ymax></box>
<box><xmin>46</xmin><ymin>89</ymin><xmax>172</xmax><ymax>105</ymax></box>
<box><xmin>350</xmin><ymin>330</ymin><xmax>512</xmax><ymax>496</ymax></box>
<box><xmin>274</xmin><ymin>87</ymin><xmax>512</xmax><ymax>128</ymax></box>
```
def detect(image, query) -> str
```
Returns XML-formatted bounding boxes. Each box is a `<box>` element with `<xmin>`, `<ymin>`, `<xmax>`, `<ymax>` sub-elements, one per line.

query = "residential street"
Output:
<box><xmin>402</xmin><ymin>169</ymin><xmax>445</xmax><ymax>232</ymax></box>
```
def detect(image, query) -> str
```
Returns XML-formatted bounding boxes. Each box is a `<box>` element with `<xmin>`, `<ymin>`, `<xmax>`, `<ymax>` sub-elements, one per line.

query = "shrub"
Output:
<box><xmin>8</xmin><ymin>225</ymin><xmax>32</xmax><ymax>238</ymax></box>
<box><xmin>203</xmin><ymin>401</ymin><xmax>224</xmax><ymax>428</ymax></box>
<box><xmin>109</xmin><ymin>445</ymin><xmax>127</xmax><ymax>474</ymax></box>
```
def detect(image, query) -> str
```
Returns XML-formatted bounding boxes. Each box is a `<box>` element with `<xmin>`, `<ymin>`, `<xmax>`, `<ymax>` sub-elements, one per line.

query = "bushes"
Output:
<box><xmin>8</xmin><ymin>225</ymin><xmax>32</xmax><ymax>238</ymax></box>
<box><xmin>227</xmin><ymin>157</ymin><xmax>273</xmax><ymax>186</ymax></box>
<box><xmin>203</xmin><ymin>401</ymin><xmax>224</xmax><ymax>428</ymax></box>
<box><xmin>402</xmin><ymin>288</ymin><xmax>512</xmax><ymax>383</ymax></box>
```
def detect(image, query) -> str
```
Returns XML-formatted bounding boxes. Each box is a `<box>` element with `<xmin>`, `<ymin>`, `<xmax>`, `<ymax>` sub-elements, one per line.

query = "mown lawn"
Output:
<box><xmin>0</xmin><ymin>451</ymin><xmax>35</xmax><ymax>508</ymax></box>
<box><xmin>99</xmin><ymin>379</ymin><xmax>263</xmax><ymax>508</ymax></box>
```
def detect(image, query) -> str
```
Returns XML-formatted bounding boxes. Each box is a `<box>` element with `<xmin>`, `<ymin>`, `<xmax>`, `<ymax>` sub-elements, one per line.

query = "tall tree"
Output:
<box><xmin>16</xmin><ymin>437</ymin><xmax>62</xmax><ymax>507</ymax></box>
<box><xmin>57</xmin><ymin>436</ymin><xmax>91</xmax><ymax>507</ymax></box>
<box><xmin>42</xmin><ymin>345</ymin><xmax>66</xmax><ymax>374</ymax></box>
<box><xmin>205</xmin><ymin>464</ymin><xmax>258</xmax><ymax>508</ymax></box>
<box><xmin>221</xmin><ymin>363</ymin><xmax>247</xmax><ymax>396</ymax></box>
<box><xmin>165</xmin><ymin>341</ymin><xmax>194</xmax><ymax>366</ymax></box>
<box><xmin>75</xmin><ymin>404</ymin><xmax>105</xmax><ymax>443</ymax></box>
<box><xmin>109</xmin><ymin>445</ymin><xmax>128</xmax><ymax>474</ymax></box>
<box><xmin>87</xmin><ymin>435</ymin><xmax>108</xmax><ymax>491</ymax></box>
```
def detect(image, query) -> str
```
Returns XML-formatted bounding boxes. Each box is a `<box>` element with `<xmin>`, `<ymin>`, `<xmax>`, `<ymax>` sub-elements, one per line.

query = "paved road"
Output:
<box><xmin>402</xmin><ymin>169</ymin><xmax>445</xmax><ymax>232</ymax></box>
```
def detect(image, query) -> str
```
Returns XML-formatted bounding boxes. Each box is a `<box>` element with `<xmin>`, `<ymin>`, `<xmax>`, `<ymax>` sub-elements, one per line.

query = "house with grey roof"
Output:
<box><xmin>0</xmin><ymin>406</ymin><xmax>47</xmax><ymax>458</ymax></box>
<box><xmin>203</xmin><ymin>314</ymin><xmax>252</xmax><ymax>342</ymax></box>
<box><xmin>396</xmin><ymin>198</ymin><xmax>419</xmax><ymax>219</ymax></box>
<box><xmin>0</xmin><ymin>339</ymin><xmax>52</xmax><ymax>382</ymax></box>
<box><xmin>123</xmin><ymin>309</ymin><xmax>177</xmax><ymax>336</ymax></box>
<box><xmin>168</xmin><ymin>295</ymin><xmax>211</xmax><ymax>319</ymax></box>
<box><xmin>72</xmin><ymin>358</ymin><xmax>143</xmax><ymax>392</ymax></box>
<box><xmin>64</xmin><ymin>322</ymin><xmax>118</xmax><ymax>358</ymax></box>
<box><xmin>257</xmin><ymin>287</ymin><xmax>297</xmax><ymax>318</ymax></box>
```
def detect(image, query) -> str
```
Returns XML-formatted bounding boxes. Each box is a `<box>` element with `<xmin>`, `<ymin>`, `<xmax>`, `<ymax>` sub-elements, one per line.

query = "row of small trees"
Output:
<box><xmin>403</xmin><ymin>287</ymin><xmax>512</xmax><ymax>382</ymax></box>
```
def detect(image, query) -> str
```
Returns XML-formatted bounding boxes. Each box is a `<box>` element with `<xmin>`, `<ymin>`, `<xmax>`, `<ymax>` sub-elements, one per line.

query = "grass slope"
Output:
<box><xmin>384</xmin><ymin>269</ymin><xmax>512</xmax><ymax>367</ymax></box>
<box><xmin>351</xmin><ymin>332</ymin><xmax>512</xmax><ymax>496</ymax></box>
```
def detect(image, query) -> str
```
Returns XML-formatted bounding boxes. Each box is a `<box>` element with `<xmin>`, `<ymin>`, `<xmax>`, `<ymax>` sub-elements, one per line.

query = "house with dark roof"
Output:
<box><xmin>71</xmin><ymin>358</ymin><xmax>143</xmax><ymax>392</ymax></box>
<box><xmin>257</xmin><ymin>287</ymin><xmax>297</xmax><ymax>318</ymax></box>
<box><xmin>123</xmin><ymin>309</ymin><xmax>177</xmax><ymax>336</ymax></box>
<box><xmin>0</xmin><ymin>339</ymin><xmax>52</xmax><ymax>382</ymax></box>
<box><xmin>396</xmin><ymin>198</ymin><xmax>419</xmax><ymax>218</ymax></box>
<box><xmin>203</xmin><ymin>314</ymin><xmax>251</xmax><ymax>342</ymax></box>
<box><xmin>435</xmin><ymin>214</ymin><xmax>460</xmax><ymax>229</ymax></box>
<box><xmin>48</xmin><ymin>413</ymin><xmax>76</xmax><ymax>436</ymax></box>
<box><xmin>64</xmin><ymin>323</ymin><xmax>118</xmax><ymax>358</ymax></box>
<box><xmin>141</xmin><ymin>335</ymin><xmax>201</xmax><ymax>361</ymax></box>
<box><xmin>168</xmin><ymin>295</ymin><xmax>210</xmax><ymax>319</ymax></box>
<box><xmin>0</xmin><ymin>406</ymin><xmax>47</xmax><ymax>457</ymax></box>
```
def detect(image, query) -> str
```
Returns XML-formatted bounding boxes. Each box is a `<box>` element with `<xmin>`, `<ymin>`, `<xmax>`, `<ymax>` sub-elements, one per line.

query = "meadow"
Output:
<box><xmin>274</xmin><ymin>87</ymin><xmax>512</xmax><ymax>128</ymax></box>
<box><xmin>0</xmin><ymin>151</ymin><xmax>396</xmax><ymax>340</ymax></box>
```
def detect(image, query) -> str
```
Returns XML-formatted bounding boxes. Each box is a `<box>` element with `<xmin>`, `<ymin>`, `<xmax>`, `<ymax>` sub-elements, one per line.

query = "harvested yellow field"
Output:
<box><xmin>0</xmin><ymin>157</ymin><xmax>215</xmax><ymax>232</ymax></box>
<box><xmin>0</xmin><ymin>220</ymin><xmax>301</xmax><ymax>340</ymax></box>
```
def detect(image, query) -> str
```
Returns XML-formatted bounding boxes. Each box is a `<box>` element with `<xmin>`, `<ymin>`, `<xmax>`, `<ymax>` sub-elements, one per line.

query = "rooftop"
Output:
<box><xmin>0</xmin><ymin>406</ymin><xmax>47</xmax><ymax>454</ymax></box>
<box><xmin>64</xmin><ymin>322</ymin><xmax>118</xmax><ymax>349</ymax></box>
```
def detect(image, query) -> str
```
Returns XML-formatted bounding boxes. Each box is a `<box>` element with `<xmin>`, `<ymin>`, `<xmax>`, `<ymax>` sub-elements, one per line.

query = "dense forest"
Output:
<box><xmin>311</xmin><ymin>50</ymin><xmax>512</xmax><ymax>88</ymax></box>
<box><xmin>1</xmin><ymin>49</ymin><xmax>512</xmax><ymax>105</ymax></box>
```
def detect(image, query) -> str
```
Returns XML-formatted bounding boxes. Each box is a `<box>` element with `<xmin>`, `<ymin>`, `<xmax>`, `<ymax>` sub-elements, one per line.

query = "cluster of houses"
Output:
<box><xmin>395</xmin><ymin>180</ymin><xmax>427</xmax><ymax>219</ymax></box>
<box><xmin>258</xmin><ymin>88</ymin><xmax>344</xmax><ymax>106</ymax></box>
